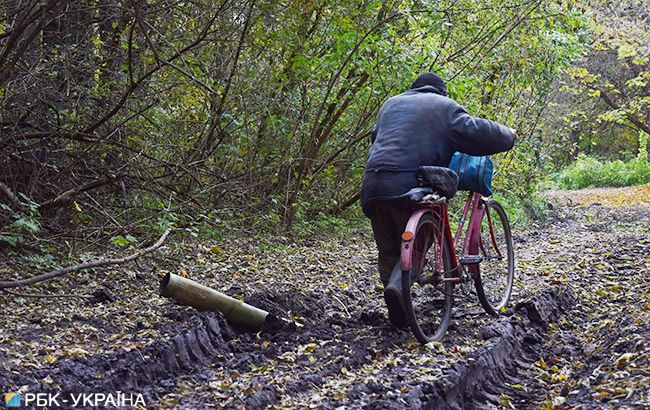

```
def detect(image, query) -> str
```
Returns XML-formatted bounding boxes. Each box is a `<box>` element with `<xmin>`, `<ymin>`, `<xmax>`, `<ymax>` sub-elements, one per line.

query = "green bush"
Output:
<box><xmin>555</xmin><ymin>155</ymin><xmax>650</xmax><ymax>189</ymax></box>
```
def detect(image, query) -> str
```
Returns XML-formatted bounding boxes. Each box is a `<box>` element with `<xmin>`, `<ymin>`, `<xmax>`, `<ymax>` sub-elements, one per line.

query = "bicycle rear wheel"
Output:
<box><xmin>401</xmin><ymin>213</ymin><xmax>454</xmax><ymax>344</ymax></box>
<box><xmin>474</xmin><ymin>199</ymin><xmax>514</xmax><ymax>316</ymax></box>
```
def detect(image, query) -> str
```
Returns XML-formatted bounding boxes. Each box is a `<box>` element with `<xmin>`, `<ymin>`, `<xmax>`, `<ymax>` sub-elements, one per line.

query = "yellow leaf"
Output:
<box><xmin>587</xmin><ymin>89</ymin><xmax>601</xmax><ymax>98</ymax></box>
<box><xmin>44</xmin><ymin>355</ymin><xmax>57</xmax><ymax>364</ymax></box>
<box><xmin>617</xmin><ymin>42</ymin><xmax>637</xmax><ymax>60</ymax></box>
<box><xmin>210</xmin><ymin>245</ymin><xmax>222</xmax><ymax>254</ymax></box>
<box><xmin>73</xmin><ymin>201</ymin><xmax>83</xmax><ymax>212</ymax></box>
<box><xmin>66</xmin><ymin>347</ymin><xmax>90</xmax><ymax>357</ymax></box>
<box><xmin>500</xmin><ymin>394</ymin><xmax>514</xmax><ymax>409</ymax></box>
<box><xmin>425</xmin><ymin>341</ymin><xmax>446</xmax><ymax>352</ymax></box>
<box><xmin>122</xmin><ymin>341</ymin><xmax>145</xmax><ymax>352</ymax></box>
<box><xmin>301</xmin><ymin>343</ymin><xmax>319</xmax><ymax>354</ymax></box>
<box><xmin>615</xmin><ymin>352</ymin><xmax>634</xmax><ymax>368</ymax></box>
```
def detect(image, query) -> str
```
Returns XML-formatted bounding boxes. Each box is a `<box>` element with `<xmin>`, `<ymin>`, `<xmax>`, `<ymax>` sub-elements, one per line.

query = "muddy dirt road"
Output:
<box><xmin>1</xmin><ymin>185</ymin><xmax>649</xmax><ymax>409</ymax></box>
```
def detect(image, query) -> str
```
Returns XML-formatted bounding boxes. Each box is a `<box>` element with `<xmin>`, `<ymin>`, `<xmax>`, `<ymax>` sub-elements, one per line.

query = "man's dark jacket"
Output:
<box><xmin>361</xmin><ymin>85</ymin><xmax>515</xmax><ymax>216</ymax></box>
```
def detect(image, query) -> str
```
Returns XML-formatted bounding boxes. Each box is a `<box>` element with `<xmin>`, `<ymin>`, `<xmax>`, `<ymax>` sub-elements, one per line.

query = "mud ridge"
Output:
<box><xmin>7</xmin><ymin>312</ymin><xmax>235</xmax><ymax>402</ymax></box>
<box><xmin>424</xmin><ymin>285</ymin><xmax>576</xmax><ymax>409</ymax></box>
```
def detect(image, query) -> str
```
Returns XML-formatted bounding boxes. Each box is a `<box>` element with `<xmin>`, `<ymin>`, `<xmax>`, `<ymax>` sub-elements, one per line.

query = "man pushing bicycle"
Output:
<box><xmin>361</xmin><ymin>72</ymin><xmax>516</xmax><ymax>328</ymax></box>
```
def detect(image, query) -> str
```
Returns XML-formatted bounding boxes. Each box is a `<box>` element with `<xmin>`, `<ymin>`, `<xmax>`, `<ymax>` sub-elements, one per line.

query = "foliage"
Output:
<box><xmin>555</xmin><ymin>154</ymin><xmax>650</xmax><ymax>189</ymax></box>
<box><xmin>0</xmin><ymin>0</ymin><xmax>593</xmax><ymax>242</ymax></box>
<box><xmin>0</xmin><ymin>195</ymin><xmax>41</xmax><ymax>247</ymax></box>
<box><xmin>110</xmin><ymin>234</ymin><xmax>138</xmax><ymax>247</ymax></box>
<box><xmin>492</xmin><ymin>190</ymin><xmax>548</xmax><ymax>226</ymax></box>
<box><xmin>638</xmin><ymin>131</ymin><xmax>649</xmax><ymax>160</ymax></box>
<box><xmin>540</xmin><ymin>0</ymin><xmax>649</xmax><ymax>167</ymax></box>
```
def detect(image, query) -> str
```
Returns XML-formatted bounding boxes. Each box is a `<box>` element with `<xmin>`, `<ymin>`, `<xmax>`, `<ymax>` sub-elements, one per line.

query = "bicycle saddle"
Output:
<box><xmin>416</xmin><ymin>166</ymin><xmax>459</xmax><ymax>199</ymax></box>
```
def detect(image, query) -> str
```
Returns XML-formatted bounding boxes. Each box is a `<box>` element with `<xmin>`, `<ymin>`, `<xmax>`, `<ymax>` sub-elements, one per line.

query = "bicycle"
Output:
<box><xmin>397</xmin><ymin>166</ymin><xmax>514</xmax><ymax>344</ymax></box>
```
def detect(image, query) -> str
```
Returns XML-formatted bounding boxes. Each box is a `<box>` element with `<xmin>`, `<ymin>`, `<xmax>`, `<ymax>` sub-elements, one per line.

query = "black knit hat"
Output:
<box><xmin>410</xmin><ymin>72</ymin><xmax>447</xmax><ymax>96</ymax></box>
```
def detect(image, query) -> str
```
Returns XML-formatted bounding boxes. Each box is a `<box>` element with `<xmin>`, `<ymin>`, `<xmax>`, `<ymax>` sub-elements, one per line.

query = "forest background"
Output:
<box><xmin>1</xmin><ymin>0</ymin><xmax>648</xmax><ymax>250</ymax></box>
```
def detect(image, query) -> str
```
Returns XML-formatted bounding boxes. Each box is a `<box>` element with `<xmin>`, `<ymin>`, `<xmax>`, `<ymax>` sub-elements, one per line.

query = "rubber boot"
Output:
<box><xmin>383</xmin><ymin>262</ymin><xmax>408</xmax><ymax>327</ymax></box>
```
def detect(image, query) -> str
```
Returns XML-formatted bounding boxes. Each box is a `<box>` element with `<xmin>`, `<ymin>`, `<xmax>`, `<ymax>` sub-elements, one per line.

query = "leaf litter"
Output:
<box><xmin>0</xmin><ymin>185</ymin><xmax>648</xmax><ymax>408</ymax></box>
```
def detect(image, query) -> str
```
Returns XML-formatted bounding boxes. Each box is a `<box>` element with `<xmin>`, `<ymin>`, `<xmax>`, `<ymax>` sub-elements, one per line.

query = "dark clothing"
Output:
<box><xmin>368</xmin><ymin>201</ymin><xmax>412</xmax><ymax>283</ymax></box>
<box><xmin>411</xmin><ymin>72</ymin><xmax>447</xmax><ymax>96</ymax></box>
<box><xmin>362</xmin><ymin>84</ymin><xmax>515</xmax><ymax>284</ymax></box>
<box><xmin>361</xmin><ymin>85</ymin><xmax>515</xmax><ymax>216</ymax></box>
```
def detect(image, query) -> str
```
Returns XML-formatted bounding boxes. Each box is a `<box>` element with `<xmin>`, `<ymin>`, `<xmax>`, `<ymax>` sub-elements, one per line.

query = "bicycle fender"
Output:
<box><xmin>400</xmin><ymin>208</ymin><xmax>430</xmax><ymax>272</ymax></box>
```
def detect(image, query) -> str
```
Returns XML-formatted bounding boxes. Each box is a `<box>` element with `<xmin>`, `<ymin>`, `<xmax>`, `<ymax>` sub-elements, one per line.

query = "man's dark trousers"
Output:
<box><xmin>368</xmin><ymin>201</ymin><xmax>411</xmax><ymax>284</ymax></box>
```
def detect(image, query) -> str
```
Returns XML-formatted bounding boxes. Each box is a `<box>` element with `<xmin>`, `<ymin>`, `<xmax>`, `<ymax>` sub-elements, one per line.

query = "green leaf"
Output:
<box><xmin>0</xmin><ymin>234</ymin><xmax>23</xmax><ymax>246</ymax></box>
<box><xmin>10</xmin><ymin>217</ymin><xmax>41</xmax><ymax>234</ymax></box>
<box><xmin>111</xmin><ymin>236</ymin><xmax>130</xmax><ymax>246</ymax></box>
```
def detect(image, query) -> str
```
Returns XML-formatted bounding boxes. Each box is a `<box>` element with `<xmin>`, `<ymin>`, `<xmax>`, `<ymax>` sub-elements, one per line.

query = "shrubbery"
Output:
<box><xmin>556</xmin><ymin>155</ymin><xmax>650</xmax><ymax>189</ymax></box>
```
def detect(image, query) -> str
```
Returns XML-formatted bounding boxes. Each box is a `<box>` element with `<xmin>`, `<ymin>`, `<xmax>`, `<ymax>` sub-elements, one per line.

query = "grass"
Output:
<box><xmin>555</xmin><ymin>155</ymin><xmax>650</xmax><ymax>190</ymax></box>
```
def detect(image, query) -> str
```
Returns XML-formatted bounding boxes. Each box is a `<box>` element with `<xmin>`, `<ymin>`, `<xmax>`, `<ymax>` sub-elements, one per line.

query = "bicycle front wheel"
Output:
<box><xmin>401</xmin><ymin>213</ymin><xmax>454</xmax><ymax>344</ymax></box>
<box><xmin>474</xmin><ymin>199</ymin><xmax>514</xmax><ymax>316</ymax></box>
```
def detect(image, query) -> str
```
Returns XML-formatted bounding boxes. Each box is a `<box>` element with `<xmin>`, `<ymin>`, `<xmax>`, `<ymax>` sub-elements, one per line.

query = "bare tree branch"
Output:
<box><xmin>0</xmin><ymin>181</ymin><xmax>24</xmax><ymax>210</ymax></box>
<box><xmin>39</xmin><ymin>173</ymin><xmax>126</xmax><ymax>211</ymax></box>
<box><xmin>0</xmin><ymin>227</ymin><xmax>172</xmax><ymax>289</ymax></box>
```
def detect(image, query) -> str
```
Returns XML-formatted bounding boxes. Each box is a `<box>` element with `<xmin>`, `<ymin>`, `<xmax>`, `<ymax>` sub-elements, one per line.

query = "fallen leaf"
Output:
<box><xmin>615</xmin><ymin>352</ymin><xmax>634</xmax><ymax>369</ymax></box>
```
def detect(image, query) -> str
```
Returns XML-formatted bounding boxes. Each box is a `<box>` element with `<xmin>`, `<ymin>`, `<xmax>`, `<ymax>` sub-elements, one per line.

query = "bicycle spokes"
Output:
<box><xmin>475</xmin><ymin>201</ymin><xmax>514</xmax><ymax>315</ymax></box>
<box><xmin>400</xmin><ymin>194</ymin><xmax>515</xmax><ymax>345</ymax></box>
<box><xmin>485</xmin><ymin>206</ymin><xmax>503</xmax><ymax>260</ymax></box>
<box><xmin>401</xmin><ymin>211</ymin><xmax>453</xmax><ymax>344</ymax></box>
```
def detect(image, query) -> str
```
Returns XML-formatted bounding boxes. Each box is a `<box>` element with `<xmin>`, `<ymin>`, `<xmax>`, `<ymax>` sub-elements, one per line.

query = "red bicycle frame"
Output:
<box><xmin>400</xmin><ymin>191</ymin><xmax>492</xmax><ymax>283</ymax></box>
<box><xmin>456</xmin><ymin>192</ymin><xmax>486</xmax><ymax>276</ymax></box>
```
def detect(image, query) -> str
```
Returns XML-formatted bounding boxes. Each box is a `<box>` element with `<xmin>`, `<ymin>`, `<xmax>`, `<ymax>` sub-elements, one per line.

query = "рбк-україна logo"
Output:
<box><xmin>4</xmin><ymin>393</ymin><xmax>21</xmax><ymax>407</ymax></box>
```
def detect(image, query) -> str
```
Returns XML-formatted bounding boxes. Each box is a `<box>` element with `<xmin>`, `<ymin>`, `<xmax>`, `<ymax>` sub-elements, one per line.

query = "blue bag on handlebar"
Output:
<box><xmin>448</xmin><ymin>152</ymin><xmax>494</xmax><ymax>196</ymax></box>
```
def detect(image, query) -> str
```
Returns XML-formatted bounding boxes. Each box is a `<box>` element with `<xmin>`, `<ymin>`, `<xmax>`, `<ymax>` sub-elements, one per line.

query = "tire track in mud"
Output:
<box><xmin>2</xmin><ymin>188</ymin><xmax>648</xmax><ymax>409</ymax></box>
<box><xmin>0</xmin><ymin>248</ymin><xmax>599</xmax><ymax>408</ymax></box>
<box><xmin>308</xmin><ymin>285</ymin><xmax>577</xmax><ymax>409</ymax></box>
<box><xmin>0</xmin><ymin>276</ymin><xmax>632</xmax><ymax>409</ymax></box>
<box><xmin>1</xmin><ymin>289</ymin><xmax>407</xmax><ymax>408</ymax></box>
<box><xmin>418</xmin><ymin>286</ymin><xmax>576</xmax><ymax>409</ymax></box>
<box><xmin>1</xmin><ymin>312</ymin><xmax>234</xmax><ymax>402</ymax></box>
